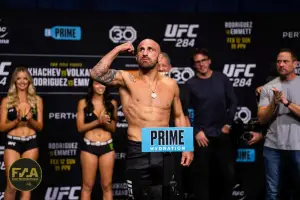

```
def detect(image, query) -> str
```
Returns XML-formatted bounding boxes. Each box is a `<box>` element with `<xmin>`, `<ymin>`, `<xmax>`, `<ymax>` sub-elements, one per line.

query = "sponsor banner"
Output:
<box><xmin>223</xmin><ymin>64</ymin><xmax>256</xmax><ymax>88</ymax></box>
<box><xmin>169</xmin><ymin>67</ymin><xmax>195</xmax><ymax>84</ymax></box>
<box><xmin>44</xmin><ymin>26</ymin><xmax>82</xmax><ymax>41</ymax></box>
<box><xmin>163</xmin><ymin>24</ymin><xmax>199</xmax><ymax>48</ymax></box>
<box><xmin>1</xmin><ymin>11</ymin><xmax>299</xmax><ymax>199</ymax></box>
<box><xmin>236</xmin><ymin>148</ymin><xmax>255</xmax><ymax>163</ymax></box>
<box><xmin>141</xmin><ymin>127</ymin><xmax>194</xmax><ymax>152</ymax></box>
<box><xmin>0</xmin><ymin>18</ymin><xmax>10</xmax><ymax>45</ymax></box>
<box><xmin>45</xmin><ymin>186</ymin><xmax>81</xmax><ymax>200</ymax></box>
<box><xmin>48</xmin><ymin>142</ymin><xmax>78</xmax><ymax>172</ymax></box>
<box><xmin>0</xmin><ymin>55</ymin><xmax>135</xmax><ymax>94</ymax></box>
<box><xmin>235</xmin><ymin>106</ymin><xmax>252</xmax><ymax>124</ymax></box>
<box><xmin>224</xmin><ymin>21</ymin><xmax>253</xmax><ymax>50</ymax></box>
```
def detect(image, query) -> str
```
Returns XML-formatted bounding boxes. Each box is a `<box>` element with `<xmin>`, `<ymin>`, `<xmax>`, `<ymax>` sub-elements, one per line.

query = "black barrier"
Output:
<box><xmin>1</xmin><ymin>11</ymin><xmax>300</xmax><ymax>200</ymax></box>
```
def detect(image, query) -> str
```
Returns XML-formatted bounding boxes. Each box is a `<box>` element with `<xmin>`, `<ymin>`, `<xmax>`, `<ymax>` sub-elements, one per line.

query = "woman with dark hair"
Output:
<box><xmin>76</xmin><ymin>79</ymin><xmax>118</xmax><ymax>200</ymax></box>
<box><xmin>0</xmin><ymin>67</ymin><xmax>43</xmax><ymax>200</ymax></box>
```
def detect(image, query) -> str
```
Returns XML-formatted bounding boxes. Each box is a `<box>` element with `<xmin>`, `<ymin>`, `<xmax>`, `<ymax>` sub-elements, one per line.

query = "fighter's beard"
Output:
<box><xmin>138</xmin><ymin>64</ymin><xmax>156</xmax><ymax>74</ymax></box>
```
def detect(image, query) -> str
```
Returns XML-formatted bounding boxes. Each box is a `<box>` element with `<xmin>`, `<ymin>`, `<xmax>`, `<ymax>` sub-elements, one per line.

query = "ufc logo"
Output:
<box><xmin>164</xmin><ymin>24</ymin><xmax>199</xmax><ymax>38</ymax></box>
<box><xmin>8</xmin><ymin>141</ymin><xmax>16</xmax><ymax>146</ymax></box>
<box><xmin>45</xmin><ymin>186</ymin><xmax>81</xmax><ymax>200</ymax></box>
<box><xmin>0</xmin><ymin>62</ymin><xmax>10</xmax><ymax>76</ymax></box>
<box><xmin>223</xmin><ymin>64</ymin><xmax>255</xmax><ymax>77</ymax></box>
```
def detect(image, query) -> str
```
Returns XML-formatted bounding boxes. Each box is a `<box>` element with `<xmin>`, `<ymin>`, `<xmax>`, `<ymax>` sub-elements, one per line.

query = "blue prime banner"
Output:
<box><xmin>141</xmin><ymin>127</ymin><xmax>194</xmax><ymax>152</ymax></box>
<box><xmin>236</xmin><ymin>148</ymin><xmax>255</xmax><ymax>162</ymax></box>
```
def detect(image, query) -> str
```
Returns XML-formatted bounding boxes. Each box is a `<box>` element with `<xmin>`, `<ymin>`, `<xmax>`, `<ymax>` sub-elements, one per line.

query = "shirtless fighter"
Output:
<box><xmin>90</xmin><ymin>39</ymin><xmax>193</xmax><ymax>200</ymax></box>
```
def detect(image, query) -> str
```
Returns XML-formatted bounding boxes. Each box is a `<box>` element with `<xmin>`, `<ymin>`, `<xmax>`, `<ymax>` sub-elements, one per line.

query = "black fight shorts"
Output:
<box><xmin>126</xmin><ymin>140</ymin><xmax>164</xmax><ymax>200</ymax></box>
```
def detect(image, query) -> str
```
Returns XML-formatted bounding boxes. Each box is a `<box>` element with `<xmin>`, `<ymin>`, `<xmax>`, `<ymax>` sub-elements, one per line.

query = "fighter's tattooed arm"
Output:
<box><xmin>90</xmin><ymin>43</ymin><xmax>134</xmax><ymax>87</ymax></box>
<box><xmin>90</xmin><ymin>61</ymin><xmax>118</xmax><ymax>84</ymax></box>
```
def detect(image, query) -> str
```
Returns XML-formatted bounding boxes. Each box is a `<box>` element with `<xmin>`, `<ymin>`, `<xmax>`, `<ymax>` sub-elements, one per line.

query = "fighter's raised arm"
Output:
<box><xmin>90</xmin><ymin>42</ymin><xmax>134</xmax><ymax>87</ymax></box>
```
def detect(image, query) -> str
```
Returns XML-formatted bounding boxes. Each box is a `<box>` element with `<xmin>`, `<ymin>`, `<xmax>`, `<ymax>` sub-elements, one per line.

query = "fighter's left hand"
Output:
<box><xmin>181</xmin><ymin>151</ymin><xmax>193</xmax><ymax>167</ymax></box>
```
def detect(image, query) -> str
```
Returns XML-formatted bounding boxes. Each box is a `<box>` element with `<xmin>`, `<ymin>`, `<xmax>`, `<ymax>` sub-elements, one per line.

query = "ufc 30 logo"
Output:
<box><xmin>109</xmin><ymin>26</ymin><xmax>137</xmax><ymax>44</ymax></box>
<box><xmin>170</xmin><ymin>67</ymin><xmax>195</xmax><ymax>84</ymax></box>
<box><xmin>163</xmin><ymin>24</ymin><xmax>199</xmax><ymax>48</ymax></box>
<box><xmin>45</xmin><ymin>186</ymin><xmax>81</xmax><ymax>200</ymax></box>
<box><xmin>223</xmin><ymin>64</ymin><xmax>256</xmax><ymax>87</ymax></box>
<box><xmin>234</xmin><ymin>107</ymin><xmax>251</xmax><ymax>124</ymax></box>
<box><xmin>0</xmin><ymin>61</ymin><xmax>10</xmax><ymax>86</ymax></box>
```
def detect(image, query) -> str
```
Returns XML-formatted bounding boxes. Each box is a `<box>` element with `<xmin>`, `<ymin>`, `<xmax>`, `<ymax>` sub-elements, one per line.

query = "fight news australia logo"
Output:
<box><xmin>44</xmin><ymin>26</ymin><xmax>82</xmax><ymax>41</ymax></box>
<box><xmin>223</xmin><ymin>64</ymin><xmax>256</xmax><ymax>87</ymax></box>
<box><xmin>169</xmin><ymin>67</ymin><xmax>195</xmax><ymax>84</ymax></box>
<box><xmin>9</xmin><ymin>158</ymin><xmax>42</xmax><ymax>191</ymax></box>
<box><xmin>141</xmin><ymin>127</ymin><xmax>194</xmax><ymax>152</ymax></box>
<box><xmin>163</xmin><ymin>24</ymin><xmax>199</xmax><ymax>48</ymax></box>
<box><xmin>45</xmin><ymin>186</ymin><xmax>81</xmax><ymax>200</ymax></box>
<box><xmin>109</xmin><ymin>26</ymin><xmax>137</xmax><ymax>44</ymax></box>
<box><xmin>0</xmin><ymin>18</ymin><xmax>9</xmax><ymax>44</ymax></box>
<box><xmin>0</xmin><ymin>61</ymin><xmax>11</xmax><ymax>86</ymax></box>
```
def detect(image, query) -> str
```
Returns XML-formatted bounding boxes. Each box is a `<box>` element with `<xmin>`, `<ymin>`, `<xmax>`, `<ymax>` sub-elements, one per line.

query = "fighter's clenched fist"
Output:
<box><xmin>116</xmin><ymin>41</ymin><xmax>135</xmax><ymax>54</ymax></box>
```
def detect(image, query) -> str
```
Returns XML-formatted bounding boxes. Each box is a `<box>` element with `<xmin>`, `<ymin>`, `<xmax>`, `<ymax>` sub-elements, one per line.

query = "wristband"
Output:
<box><xmin>284</xmin><ymin>100</ymin><xmax>291</xmax><ymax>107</ymax></box>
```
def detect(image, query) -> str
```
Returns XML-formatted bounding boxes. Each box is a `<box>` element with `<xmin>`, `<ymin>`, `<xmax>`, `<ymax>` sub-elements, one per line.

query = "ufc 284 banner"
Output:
<box><xmin>0</xmin><ymin>11</ymin><xmax>300</xmax><ymax>200</ymax></box>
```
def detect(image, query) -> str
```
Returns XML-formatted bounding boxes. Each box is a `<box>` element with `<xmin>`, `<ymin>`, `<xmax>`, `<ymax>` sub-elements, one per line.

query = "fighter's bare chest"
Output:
<box><xmin>125</xmin><ymin>84</ymin><xmax>174</xmax><ymax>108</ymax></box>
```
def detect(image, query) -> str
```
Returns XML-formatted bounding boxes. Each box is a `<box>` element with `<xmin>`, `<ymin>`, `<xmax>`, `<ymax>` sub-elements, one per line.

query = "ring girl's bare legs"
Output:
<box><xmin>20</xmin><ymin>148</ymin><xmax>39</xmax><ymax>200</ymax></box>
<box><xmin>98</xmin><ymin>151</ymin><xmax>115</xmax><ymax>200</ymax></box>
<box><xmin>80</xmin><ymin>151</ymin><xmax>98</xmax><ymax>200</ymax></box>
<box><xmin>4</xmin><ymin>149</ymin><xmax>20</xmax><ymax>200</ymax></box>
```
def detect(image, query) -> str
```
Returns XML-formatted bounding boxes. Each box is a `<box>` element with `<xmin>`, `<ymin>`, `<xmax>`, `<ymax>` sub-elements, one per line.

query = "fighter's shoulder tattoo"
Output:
<box><xmin>128</xmin><ymin>73</ymin><xmax>136</xmax><ymax>82</ymax></box>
